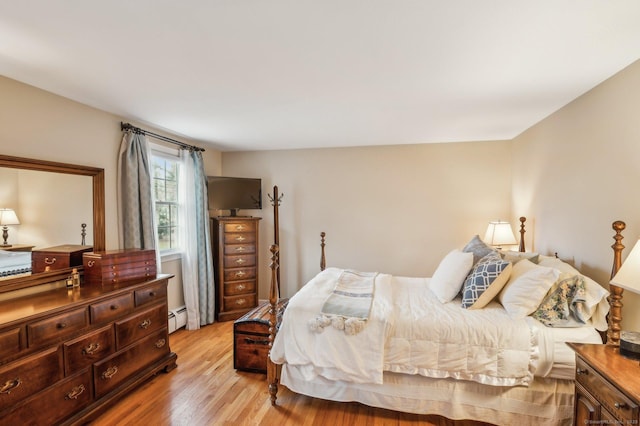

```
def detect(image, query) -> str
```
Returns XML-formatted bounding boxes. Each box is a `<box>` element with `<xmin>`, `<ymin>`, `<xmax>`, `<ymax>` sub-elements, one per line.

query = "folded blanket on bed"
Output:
<box><xmin>309</xmin><ymin>270</ymin><xmax>377</xmax><ymax>335</ymax></box>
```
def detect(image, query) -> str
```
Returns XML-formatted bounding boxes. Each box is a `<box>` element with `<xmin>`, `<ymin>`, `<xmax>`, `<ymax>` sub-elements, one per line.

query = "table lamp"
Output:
<box><xmin>610</xmin><ymin>238</ymin><xmax>640</xmax><ymax>360</ymax></box>
<box><xmin>0</xmin><ymin>208</ymin><xmax>20</xmax><ymax>247</ymax></box>
<box><xmin>484</xmin><ymin>221</ymin><xmax>517</xmax><ymax>250</ymax></box>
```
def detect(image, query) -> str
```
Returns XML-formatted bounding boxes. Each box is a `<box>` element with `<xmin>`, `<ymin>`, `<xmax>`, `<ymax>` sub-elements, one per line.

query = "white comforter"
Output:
<box><xmin>270</xmin><ymin>268</ymin><xmax>538</xmax><ymax>387</ymax></box>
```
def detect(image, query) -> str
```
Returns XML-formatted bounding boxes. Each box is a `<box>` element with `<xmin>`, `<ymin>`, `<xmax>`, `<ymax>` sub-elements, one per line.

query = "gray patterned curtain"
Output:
<box><xmin>181</xmin><ymin>149</ymin><xmax>215</xmax><ymax>329</ymax></box>
<box><xmin>117</xmin><ymin>131</ymin><xmax>156</xmax><ymax>250</ymax></box>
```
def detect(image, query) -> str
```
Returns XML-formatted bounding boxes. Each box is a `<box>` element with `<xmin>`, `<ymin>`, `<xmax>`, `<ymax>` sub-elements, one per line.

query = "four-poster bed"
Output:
<box><xmin>265</xmin><ymin>219</ymin><xmax>628</xmax><ymax>425</ymax></box>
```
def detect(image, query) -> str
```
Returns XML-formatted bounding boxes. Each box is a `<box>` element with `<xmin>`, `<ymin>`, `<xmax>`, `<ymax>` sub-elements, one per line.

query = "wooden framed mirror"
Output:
<box><xmin>0</xmin><ymin>154</ymin><xmax>105</xmax><ymax>293</ymax></box>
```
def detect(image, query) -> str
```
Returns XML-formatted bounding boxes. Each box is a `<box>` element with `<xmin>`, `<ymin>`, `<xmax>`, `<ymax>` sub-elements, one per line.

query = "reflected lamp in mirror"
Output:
<box><xmin>610</xmin><ymin>238</ymin><xmax>640</xmax><ymax>361</ymax></box>
<box><xmin>484</xmin><ymin>220</ymin><xmax>517</xmax><ymax>250</ymax></box>
<box><xmin>0</xmin><ymin>208</ymin><xmax>20</xmax><ymax>247</ymax></box>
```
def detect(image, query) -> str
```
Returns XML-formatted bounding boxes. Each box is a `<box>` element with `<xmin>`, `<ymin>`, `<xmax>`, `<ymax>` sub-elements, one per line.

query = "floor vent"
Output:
<box><xmin>168</xmin><ymin>305</ymin><xmax>187</xmax><ymax>333</ymax></box>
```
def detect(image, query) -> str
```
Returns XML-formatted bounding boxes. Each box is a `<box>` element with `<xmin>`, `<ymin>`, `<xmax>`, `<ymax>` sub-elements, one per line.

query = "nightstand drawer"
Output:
<box><xmin>576</xmin><ymin>357</ymin><xmax>639</xmax><ymax>421</ymax></box>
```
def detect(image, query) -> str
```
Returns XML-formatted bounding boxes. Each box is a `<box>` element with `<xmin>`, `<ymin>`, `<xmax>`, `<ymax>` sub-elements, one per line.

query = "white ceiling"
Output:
<box><xmin>1</xmin><ymin>1</ymin><xmax>639</xmax><ymax>151</ymax></box>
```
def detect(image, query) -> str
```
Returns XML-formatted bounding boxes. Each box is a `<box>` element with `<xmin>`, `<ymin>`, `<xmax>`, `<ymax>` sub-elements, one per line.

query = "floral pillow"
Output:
<box><xmin>532</xmin><ymin>273</ymin><xmax>589</xmax><ymax>327</ymax></box>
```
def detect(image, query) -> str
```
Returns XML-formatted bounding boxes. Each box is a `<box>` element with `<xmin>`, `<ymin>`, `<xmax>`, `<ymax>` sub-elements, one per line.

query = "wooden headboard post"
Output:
<box><xmin>608</xmin><ymin>220</ymin><xmax>626</xmax><ymax>346</ymax></box>
<box><xmin>518</xmin><ymin>217</ymin><xmax>526</xmax><ymax>253</ymax></box>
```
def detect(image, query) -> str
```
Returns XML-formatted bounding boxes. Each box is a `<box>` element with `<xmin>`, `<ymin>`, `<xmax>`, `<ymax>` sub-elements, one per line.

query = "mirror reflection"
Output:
<box><xmin>0</xmin><ymin>167</ymin><xmax>93</xmax><ymax>280</ymax></box>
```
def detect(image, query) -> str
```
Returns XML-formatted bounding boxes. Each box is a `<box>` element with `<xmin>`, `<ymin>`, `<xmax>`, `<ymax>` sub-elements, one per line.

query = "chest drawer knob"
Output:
<box><xmin>576</xmin><ymin>368</ymin><xmax>588</xmax><ymax>375</ymax></box>
<box><xmin>139</xmin><ymin>319</ymin><xmax>152</xmax><ymax>329</ymax></box>
<box><xmin>82</xmin><ymin>342</ymin><xmax>101</xmax><ymax>355</ymax></box>
<box><xmin>101</xmin><ymin>366</ymin><xmax>118</xmax><ymax>380</ymax></box>
<box><xmin>110</xmin><ymin>304</ymin><xmax>119</xmax><ymax>310</ymax></box>
<box><xmin>148</xmin><ymin>291</ymin><xmax>156</xmax><ymax>297</ymax></box>
<box><xmin>57</xmin><ymin>322</ymin><xmax>67</xmax><ymax>329</ymax></box>
<box><xmin>614</xmin><ymin>402</ymin><xmax>628</xmax><ymax>409</ymax></box>
<box><xmin>0</xmin><ymin>378</ymin><xmax>21</xmax><ymax>394</ymax></box>
<box><xmin>65</xmin><ymin>384</ymin><xmax>85</xmax><ymax>400</ymax></box>
<box><xmin>155</xmin><ymin>338</ymin><xmax>166</xmax><ymax>348</ymax></box>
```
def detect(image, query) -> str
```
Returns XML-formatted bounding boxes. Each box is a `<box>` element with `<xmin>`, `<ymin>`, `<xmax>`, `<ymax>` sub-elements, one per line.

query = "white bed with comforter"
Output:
<box><xmin>267</xmin><ymin>226</ymin><xmax>616</xmax><ymax>426</ymax></box>
<box><xmin>0</xmin><ymin>249</ymin><xmax>31</xmax><ymax>278</ymax></box>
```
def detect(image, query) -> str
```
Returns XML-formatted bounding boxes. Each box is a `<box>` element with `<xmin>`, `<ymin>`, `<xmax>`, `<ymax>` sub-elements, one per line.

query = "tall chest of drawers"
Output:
<box><xmin>211</xmin><ymin>217</ymin><xmax>261</xmax><ymax>321</ymax></box>
<box><xmin>0</xmin><ymin>274</ymin><xmax>177</xmax><ymax>425</ymax></box>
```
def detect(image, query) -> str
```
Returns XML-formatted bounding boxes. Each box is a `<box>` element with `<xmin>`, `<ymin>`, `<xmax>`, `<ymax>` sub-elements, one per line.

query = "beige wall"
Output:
<box><xmin>0</xmin><ymin>75</ymin><xmax>223</xmax><ymax>310</ymax></box>
<box><xmin>222</xmin><ymin>141</ymin><xmax>514</xmax><ymax>299</ymax></box>
<box><xmin>512</xmin><ymin>59</ymin><xmax>640</xmax><ymax>330</ymax></box>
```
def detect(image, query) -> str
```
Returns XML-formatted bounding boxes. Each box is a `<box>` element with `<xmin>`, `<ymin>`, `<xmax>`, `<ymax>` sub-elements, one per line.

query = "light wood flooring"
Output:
<box><xmin>90</xmin><ymin>321</ymin><xmax>485</xmax><ymax>426</ymax></box>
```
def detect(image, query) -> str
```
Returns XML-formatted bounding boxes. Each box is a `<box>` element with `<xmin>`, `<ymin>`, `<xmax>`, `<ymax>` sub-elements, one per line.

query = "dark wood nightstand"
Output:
<box><xmin>568</xmin><ymin>343</ymin><xmax>640</xmax><ymax>425</ymax></box>
<box><xmin>1</xmin><ymin>244</ymin><xmax>34</xmax><ymax>252</ymax></box>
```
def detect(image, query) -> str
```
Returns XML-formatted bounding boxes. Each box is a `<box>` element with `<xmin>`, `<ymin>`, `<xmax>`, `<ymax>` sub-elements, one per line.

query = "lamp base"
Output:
<box><xmin>620</xmin><ymin>331</ymin><xmax>640</xmax><ymax>360</ymax></box>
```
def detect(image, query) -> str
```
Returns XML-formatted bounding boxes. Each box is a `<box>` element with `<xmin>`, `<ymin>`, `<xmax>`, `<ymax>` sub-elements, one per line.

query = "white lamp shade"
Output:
<box><xmin>484</xmin><ymin>221</ymin><xmax>517</xmax><ymax>247</ymax></box>
<box><xmin>0</xmin><ymin>209</ymin><xmax>20</xmax><ymax>226</ymax></box>
<box><xmin>610</xmin><ymin>238</ymin><xmax>640</xmax><ymax>295</ymax></box>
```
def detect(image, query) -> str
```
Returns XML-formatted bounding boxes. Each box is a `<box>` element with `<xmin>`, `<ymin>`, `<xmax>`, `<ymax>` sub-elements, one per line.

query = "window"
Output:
<box><xmin>151</xmin><ymin>148</ymin><xmax>181</xmax><ymax>253</ymax></box>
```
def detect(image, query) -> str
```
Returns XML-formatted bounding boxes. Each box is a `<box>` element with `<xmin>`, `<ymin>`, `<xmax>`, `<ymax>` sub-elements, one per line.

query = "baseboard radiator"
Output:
<box><xmin>168</xmin><ymin>305</ymin><xmax>187</xmax><ymax>333</ymax></box>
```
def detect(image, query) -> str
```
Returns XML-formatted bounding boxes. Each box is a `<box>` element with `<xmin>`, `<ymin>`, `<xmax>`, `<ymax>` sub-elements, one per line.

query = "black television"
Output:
<box><xmin>207</xmin><ymin>176</ymin><xmax>262</xmax><ymax>216</ymax></box>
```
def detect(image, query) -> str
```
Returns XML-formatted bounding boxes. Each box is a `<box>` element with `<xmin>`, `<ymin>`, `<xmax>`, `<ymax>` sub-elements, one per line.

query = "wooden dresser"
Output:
<box><xmin>568</xmin><ymin>343</ymin><xmax>640</xmax><ymax>425</ymax></box>
<box><xmin>211</xmin><ymin>217</ymin><xmax>261</xmax><ymax>321</ymax></box>
<box><xmin>0</xmin><ymin>274</ymin><xmax>177</xmax><ymax>425</ymax></box>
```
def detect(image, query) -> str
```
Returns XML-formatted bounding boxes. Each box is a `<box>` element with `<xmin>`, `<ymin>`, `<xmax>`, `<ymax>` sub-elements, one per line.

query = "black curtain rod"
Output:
<box><xmin>120</xmin><ymin>122</ymin><xmax>205</xmax><ymax>152</ymax></box>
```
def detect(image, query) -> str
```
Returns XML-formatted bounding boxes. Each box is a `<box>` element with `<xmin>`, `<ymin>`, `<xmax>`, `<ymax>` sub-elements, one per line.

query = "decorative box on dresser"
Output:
<box><xmin>211</xmin><ymin>217</ymin><xmax>261</xmax><ymax>321</ymax></box>
<box><xmin>0</xmin><ymin>274</ymin><xmax>177</xmax><ymax>425</ymax></box>
<box><xmin>568</xmin><ymin>343</ymin><xmax>640</xmax><ymax>426</ymax></box>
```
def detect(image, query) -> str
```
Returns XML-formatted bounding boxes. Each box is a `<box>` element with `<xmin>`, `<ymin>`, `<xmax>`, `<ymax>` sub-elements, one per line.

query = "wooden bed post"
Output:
<box><xmin>608</xmin><ymin>220</ymin><xmax>626</xmax><ymax>346</ymax></box>
<box><xmin>267</xmin><ymin>244</ymin><xmax>280</xmax><ymax>405</ymax></box>
<box><xmin>320</xmin><ymin>232</ymin><xmax>326</xmax><ymax>271</ymax></box>
<box><xmin>518</xmin><ymin>217</ymin><xmax>526</xmax><ymax>253</ymax></box>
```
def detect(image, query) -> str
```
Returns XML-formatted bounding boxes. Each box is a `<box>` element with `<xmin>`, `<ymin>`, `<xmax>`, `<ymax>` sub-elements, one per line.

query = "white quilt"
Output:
<box><xmin>270</xmin><ymin>268</ymin><xmax>538</xmax><ymax>387</ymax></box>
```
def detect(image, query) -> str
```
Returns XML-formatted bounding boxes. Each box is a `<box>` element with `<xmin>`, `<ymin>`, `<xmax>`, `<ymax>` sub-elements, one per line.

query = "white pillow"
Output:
<box><xmin>499</xmin><ymin>259</ymin><xmax>560</xmax><ymax>318</ymax></box>
<box><xmin>430</xmin><ymin>249</ymin><xmax>474</xmax><ymax>303</ymax></box>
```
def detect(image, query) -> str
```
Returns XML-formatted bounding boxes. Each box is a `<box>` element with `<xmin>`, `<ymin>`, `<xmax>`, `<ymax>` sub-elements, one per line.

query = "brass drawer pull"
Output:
<box><xmin>244</xmin><ymin>338</ymin><xmax>269</xmax><ymax>346</ymax></box>
<box><xmin>235</xmin><ymin>247</ymin><xmax>245</xmax><ymax>252</ymax></box>
<box><xmin>0</xmin><ymin>378</ymin><xmax>21</xmax><ymax>394</ymax></box>
<box><xmin>82</xmin><ymin>342</ymin><xmax>101</xmax><ymax>355</ymax></box>
<box><xmin>236</xmin><ymin>284</ymin><xmax>246</xmax><ymax>291</ymax></box>
<box><xmin>155</xmin><ymin>338</ymin><xmax>166</xmax><ymax>348</ymax></box>
<box><xmin>87</xmin><ymin>260</ymin><xmax>95</xmax><ymax>267</ymax></box>
<box><xmin>235</xmin><ymin>225</ymin><xmax>245</xmax><ymax>231</ymax></box>
<box><xmin>139</xmin><ymin>319</ymin><xmax>152</xmax><ymax>329</ymax></box>
<box><xmin>65</xmin><ymin>384</ymin><xmax>85</xmax><ymax>400</ymax></box>
<box><xmin>235</xmin><ymin>271</ymin><xmax>246</xmax><ymax>278</ymax></box>
<box><xmin>235</xmin><ymin>236</ymin><xmax>246</xmax><ymax>242</ymax></box>
<box><xmin>44</xmin><ymin>257</ymin><xmax>57</xmax><ymax>265</ymax></box>
<box><xmin>614</xmin><ymin>402</ymin><xmax>628</xmax><ymax>409</ymax></box>
<box><xmin>236</xmin><ymin>258</ymin><xmax>245</xmax><ymax>265</ymax></box>
<box><xmin>235</xmin><ymin>298</ymin><xmax>246</xmax><ymax>306</ymax></box>
<box><xmin>101</xmin><ymin>366</ymin><xmax>118</xmax><ymax>380</ymax></box>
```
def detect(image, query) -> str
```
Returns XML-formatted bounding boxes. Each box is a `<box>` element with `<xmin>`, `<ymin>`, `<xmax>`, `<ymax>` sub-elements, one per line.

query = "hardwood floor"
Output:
<box><xmin>91</xmin><ymin>321</ymin><xmax>484</xmax><ymax>426</ymax></box>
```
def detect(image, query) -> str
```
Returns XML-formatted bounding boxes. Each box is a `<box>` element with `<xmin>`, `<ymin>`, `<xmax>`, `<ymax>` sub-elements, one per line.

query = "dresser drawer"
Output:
<box><xmin>576</xmin><ymin>357</ymin><xmax>639</xmax><ymax>421</ymax></box>
<box><xmin>90</xmin><ymin>293</ymin><xmax>135</xmax><ymax>324</ymax></box>
<box><xmin>223</xmin><ymin>254</ymin><xmax>256</xmax><ymax>269</ymax></box>
<box><xmin>1</xmin><ymin>368</ymin><xmax>92</xmax><ymax>425</ymax></box>
<box><xmin>224</xmin><ymin>294</ymin><xmax>257</xmax><ymax>311</ymax></box>
<box><xmin>224</xmin><ymin>280</ymin><xmax>256</xmax><ymax>296</ymax></box>
<box><xmin>63</xmin><ymin>325</ymin><xmax>115</xmax><ymax>375</ymax></box>
<box><xmin>27</xmin><ymin>308</ymin><xmax>88</xmax><ymax>347</ymax></box>
<box><xmin>115</xmin><ymin>304</ymin><xmax>166</xmax><ymax>349</ymax></box>
<box><xmin>93</xmin><ymin>328</ymin><xmax>169</xmax><ymax>398</ymax></box>
<box><xmin>223</xmin><ymin>244</ymin><xmax>256</xmax><ymax>255</ymax></box>
<box><xmin>223</xmin><ymin>267</ymin><xmax>256</xmax><ymax>282</ymax></box>
<box><xmin>224</xmin><ymin>232</ymin><xmax>256</xmax><ymax>245</ymax></box>
<box><xmin>223</xmin><ymin>222</ymin><xmax>256</xmax><ymax>233</ymax></box>
<box><xmin>134</xmin><ymin>282</ymin><xmax>168</xmax><ymax>307</ymax></box>
<box><xmin>0</xmin><ymin>327</ymin><xmax>24</xmax><ymax>362</ymax></box>
<box><xmin>0</xmin><ymin>346</ymin><xmax>63</xmax><ymax>411</ymax></box>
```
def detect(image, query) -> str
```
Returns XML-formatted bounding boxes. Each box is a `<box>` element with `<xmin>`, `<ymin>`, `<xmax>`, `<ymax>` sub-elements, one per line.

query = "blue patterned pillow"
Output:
<box><xmin>462</xmin><ymin>235</ymin><xmax>496</xmax><ymax>265</ymax></box>
<box><xmin>461</xmin><ymin>252</ymin><xmax>512</xmax><ymax>309</ymax></box>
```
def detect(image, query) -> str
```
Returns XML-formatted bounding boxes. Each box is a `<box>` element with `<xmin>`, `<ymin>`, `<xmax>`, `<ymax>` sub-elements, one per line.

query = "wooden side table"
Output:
<box><xmin>568</xmin><ymin>343</ymin><xmax>640</xmax><ymax>425</ymax></box>
<box><xmin>1</xmin><ymin>244</ymin><xmax>34</xmax><ymax>252</ymax></box>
